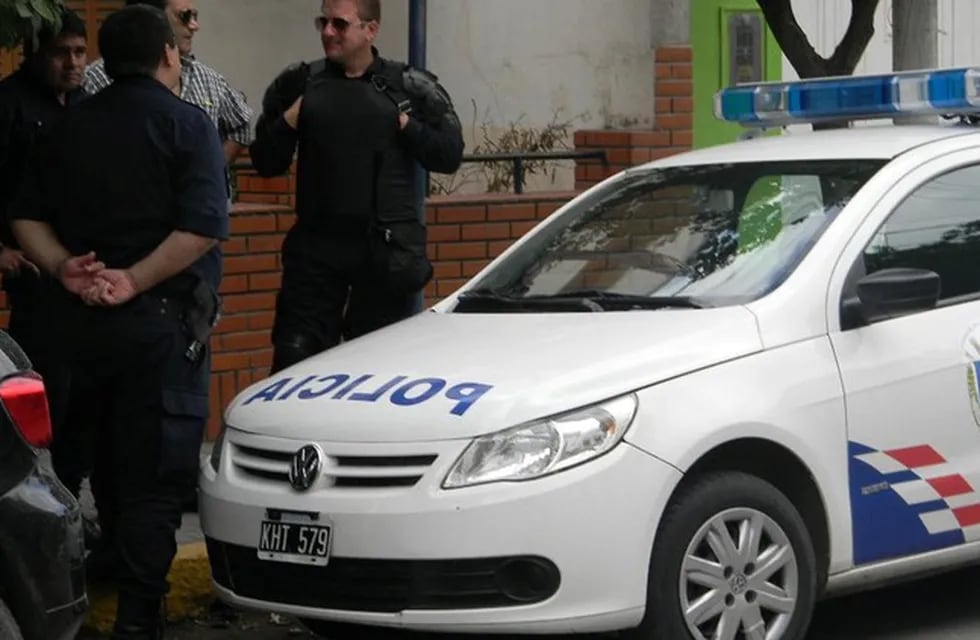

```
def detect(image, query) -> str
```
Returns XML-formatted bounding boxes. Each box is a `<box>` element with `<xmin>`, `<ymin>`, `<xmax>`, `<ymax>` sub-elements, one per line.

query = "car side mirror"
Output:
<box><xmin>842</xmin><ymin>268</ymin><xmax>940</xmax><ymax>328</ymax></box>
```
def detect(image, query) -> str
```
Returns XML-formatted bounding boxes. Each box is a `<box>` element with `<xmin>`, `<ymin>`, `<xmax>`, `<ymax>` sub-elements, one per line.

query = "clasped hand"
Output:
<box><xmin>58</xmin><ymin>252</ymin><xmax>138</xmax><ymax>307</ymax></box>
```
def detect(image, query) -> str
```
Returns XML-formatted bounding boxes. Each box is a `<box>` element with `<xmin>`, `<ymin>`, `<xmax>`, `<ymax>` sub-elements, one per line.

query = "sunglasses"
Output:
<box><xmin>177</xmin><ymin>8</ymin><xmax>199</xmax><ymax>25</ymax></box>
<box><xmin>315</xmin><ymin>15</ymin><xmax>367</xmax><ymax>32</ymax></box>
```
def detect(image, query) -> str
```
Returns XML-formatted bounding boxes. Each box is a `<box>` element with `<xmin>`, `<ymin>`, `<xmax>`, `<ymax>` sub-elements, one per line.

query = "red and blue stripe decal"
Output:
<box><xmin>849</xmin><ymin>441</ymin><xmax>980</xmax><ymax>564</ymax></box>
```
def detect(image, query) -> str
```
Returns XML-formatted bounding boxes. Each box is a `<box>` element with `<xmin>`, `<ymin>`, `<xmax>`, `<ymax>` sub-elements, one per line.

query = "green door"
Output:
<box><xmin>692</xmin><ymin>0</ymin><xmax>782</xmax><ymax>148</ymax></box>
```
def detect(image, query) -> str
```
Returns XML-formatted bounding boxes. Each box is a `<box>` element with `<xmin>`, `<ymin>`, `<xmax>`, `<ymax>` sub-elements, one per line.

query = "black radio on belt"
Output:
<box><xmin>182</xmin><ymin>280</ymin><xmax>220</xmax><ymax>364</ymax></box>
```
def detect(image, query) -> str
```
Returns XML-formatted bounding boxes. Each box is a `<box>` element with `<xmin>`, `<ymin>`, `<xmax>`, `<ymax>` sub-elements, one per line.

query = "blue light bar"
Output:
<box><xmin>714</xmin><ymin>67</ymin><xmax>980</xmax><ymax>127</ymax></box>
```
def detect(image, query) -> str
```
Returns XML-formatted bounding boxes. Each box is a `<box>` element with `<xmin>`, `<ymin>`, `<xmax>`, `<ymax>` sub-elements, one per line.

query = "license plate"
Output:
<box><xmin>257</xmin><ymin>517</ymin><xmax>332</xmax><ymax>566</ymax></box>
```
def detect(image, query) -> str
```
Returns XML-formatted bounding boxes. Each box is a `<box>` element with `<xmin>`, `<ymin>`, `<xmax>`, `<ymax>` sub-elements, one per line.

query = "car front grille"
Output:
<box><xmin>230</xmin><ymin>441</ymin><xmax>439</xmax><ymax>490</ymax></box>
<box><xmin>207</xmin><ymin>538</ymin><xmax>561</xmax><ymax>612</ymax></box>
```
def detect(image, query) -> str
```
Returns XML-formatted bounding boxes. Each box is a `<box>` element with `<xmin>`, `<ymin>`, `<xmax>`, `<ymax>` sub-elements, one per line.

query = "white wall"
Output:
<box><xmin>193</xmin><ymin>0</ymin><xmax>656</xmax><ymax>130</ymax></box>
<box><xmin>189</xmin><ymin>0</ymin><xmax>668</xmax><ymax>189</ymax></box>
<box><xmin>425</xmin><ymin>0</ymin><xmax>655</xmax><ymax>190</ymax></box>
<box><xmin>938</xmin><ymin>0</ymin><xmax>980</xmax><ymax>67</ymax></box>
<box><xmin>425</xmin><ymin>0</ymin><xmax>654</xmax><ymax>133</ymax></box>
<box><xmin>191</xmin><ymin>0</ymin><xmax>656</xmax><ymax>190</ymax></box>
<box><xmin>190</xmin><ymin>0</ymin><xmax>319</xmax><ymax>121</ymax></box>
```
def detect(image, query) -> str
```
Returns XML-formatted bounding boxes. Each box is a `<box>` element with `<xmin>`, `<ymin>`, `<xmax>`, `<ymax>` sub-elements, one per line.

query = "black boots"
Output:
<box><xmin>111</xmin><ymin>596</ymin><xmax>166</xmax><ymax>640</ymax></box>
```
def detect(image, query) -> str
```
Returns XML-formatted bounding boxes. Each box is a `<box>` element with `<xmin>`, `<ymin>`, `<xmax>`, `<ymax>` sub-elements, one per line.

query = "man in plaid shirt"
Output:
<box><xmin>83</xmin><ymin>0</ymin><xmax>253</xmax><ymax>165</ymax></box>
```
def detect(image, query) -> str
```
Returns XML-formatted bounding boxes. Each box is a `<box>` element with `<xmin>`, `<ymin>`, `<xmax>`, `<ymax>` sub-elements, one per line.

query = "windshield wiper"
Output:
<box><xmin>525</xmin><ymin>289</ymin><xmax>711</xmax><ymax>310</ymax></box>
<box><xmin>456</xmin><ymin>287</ymin><xmax>529</xmax><ymax>299</ymax></box>
<box><xmin>454</xmin><ymin>288</ymin><xmax>604</xmax><ymax>312</ymax></box>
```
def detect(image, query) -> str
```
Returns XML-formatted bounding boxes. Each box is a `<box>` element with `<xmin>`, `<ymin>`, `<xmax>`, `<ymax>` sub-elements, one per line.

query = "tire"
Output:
<box><xmin>625</xmin><ymin>471</ymin><xmax>817</xmax><ymax>640</ymax></box>
<box><xmin>0</xmin><ymin>598</ymin><xmax>24</xmax><ymax>640</ymax></box>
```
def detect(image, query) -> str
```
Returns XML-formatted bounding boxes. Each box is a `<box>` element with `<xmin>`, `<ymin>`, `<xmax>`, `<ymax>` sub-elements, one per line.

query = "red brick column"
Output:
<box><xmin>654</xmin><ymin>45</ymin><xmax>694</xmax><ymax>146</ymax></box>
<box><xmin>207</xmin><ymin>202</ymin><xmax>294</xmax><ymax>435</ymax></box>
<box><xmin>573</xmin><ymin>45</ymin><xmax>694</xmax><ymax>191</ymax></box>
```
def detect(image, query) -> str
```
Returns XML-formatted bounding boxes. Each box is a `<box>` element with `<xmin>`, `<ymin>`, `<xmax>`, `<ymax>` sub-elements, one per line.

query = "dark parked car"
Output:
<box><xmin>0</xmin><ymin>331</ymin><xmax>87</xmax><ymax>640</ymax></box>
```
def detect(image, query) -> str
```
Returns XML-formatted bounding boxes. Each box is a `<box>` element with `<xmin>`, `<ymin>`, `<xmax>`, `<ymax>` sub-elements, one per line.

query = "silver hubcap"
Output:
<box><xmin>680</xmin><ymin>507</ymin><xmax>798</xmax><ymax>640</ymax></box>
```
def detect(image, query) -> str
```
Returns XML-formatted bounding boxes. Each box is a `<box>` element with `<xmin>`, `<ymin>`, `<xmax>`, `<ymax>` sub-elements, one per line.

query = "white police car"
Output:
<box><xmin>200</xmin><ymin>68</ymin><xmax>980</xmax><ymax>640</ymax></box>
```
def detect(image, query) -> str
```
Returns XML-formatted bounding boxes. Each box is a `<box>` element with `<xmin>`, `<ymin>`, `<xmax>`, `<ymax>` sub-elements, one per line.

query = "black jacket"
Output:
<box><xmin>250</xmin><ymin>51</ymin><xmax>463</xmax><ymax>230</ymax></box>
<box><xmin>0</xmin><ymin>68</ymin><xmax>86</xmax><ymax>248</ymax></box>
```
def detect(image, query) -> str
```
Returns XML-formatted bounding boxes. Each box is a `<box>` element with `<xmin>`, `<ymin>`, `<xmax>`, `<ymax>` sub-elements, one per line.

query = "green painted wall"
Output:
<box><xmin>691</xmin><ymin>0</ymin><xmax>782</xmax><ymax>148</ymax></box>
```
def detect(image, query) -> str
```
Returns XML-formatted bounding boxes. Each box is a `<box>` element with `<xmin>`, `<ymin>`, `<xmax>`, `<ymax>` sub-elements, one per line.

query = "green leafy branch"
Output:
<box><xmin>0</xmin><ymin>0</ymin><xmax>65</xmax><ymax>52</ymax></box>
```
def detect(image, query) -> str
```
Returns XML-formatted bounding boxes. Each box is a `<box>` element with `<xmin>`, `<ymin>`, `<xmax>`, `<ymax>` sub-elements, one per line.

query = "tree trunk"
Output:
<box><xmin>757</xmin><ymin>0</ymin><xmax>880</xmax><ymax>78</ymax></box>
<box><xmin>756</xmin><ymin>0</ymin><xmax>882</xmax><ymax>129</ymax></box>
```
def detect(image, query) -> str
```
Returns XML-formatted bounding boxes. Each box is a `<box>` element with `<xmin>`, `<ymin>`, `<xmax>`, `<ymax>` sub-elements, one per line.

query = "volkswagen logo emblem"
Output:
<box><xmin>288</xmin><ymin>444</ymin><xmax>323</xmax><ymax>492</ymax></box>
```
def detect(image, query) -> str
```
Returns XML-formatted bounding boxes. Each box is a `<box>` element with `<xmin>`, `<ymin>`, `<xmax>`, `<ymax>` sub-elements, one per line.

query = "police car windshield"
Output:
<box><xmin>459</xmin><ymin>159</ymin><xmax>885</xmax><ymax>309</ymax></box>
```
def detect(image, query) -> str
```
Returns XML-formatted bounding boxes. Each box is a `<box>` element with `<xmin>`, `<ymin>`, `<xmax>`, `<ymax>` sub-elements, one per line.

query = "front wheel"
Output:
<box><xmin>627</xmin><ymin>471</ymin><xmax>818</xmax><ymax>640</ymax></box>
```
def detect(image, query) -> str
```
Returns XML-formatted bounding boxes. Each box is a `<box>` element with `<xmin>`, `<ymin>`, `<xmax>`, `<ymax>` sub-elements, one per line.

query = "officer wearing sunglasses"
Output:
<box><xmin>252</xmin><ymin>0</ymin><xmax>464</xmax><ymax>373</ymax></box>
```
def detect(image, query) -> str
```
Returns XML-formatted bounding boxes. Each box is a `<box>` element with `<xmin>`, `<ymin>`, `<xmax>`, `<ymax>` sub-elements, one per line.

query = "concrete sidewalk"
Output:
<box><xmin>79</xmin><ymin>446</ymin><xmax>213</xmax><ymax>635</ymax></box>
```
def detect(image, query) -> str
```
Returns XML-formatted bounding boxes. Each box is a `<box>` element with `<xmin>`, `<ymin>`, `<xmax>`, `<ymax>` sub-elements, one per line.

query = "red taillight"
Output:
<box><xmin>0</xmin><ymin>374</ymin><xmax>52</xmax><ymax>448</ymax></box>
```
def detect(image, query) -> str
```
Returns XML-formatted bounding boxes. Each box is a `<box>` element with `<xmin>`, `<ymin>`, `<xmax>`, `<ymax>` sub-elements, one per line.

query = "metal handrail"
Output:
<box><xmin>231</xmin><ymin>150</ymin><xmax>608</xmax><ymax>195</ymax></box>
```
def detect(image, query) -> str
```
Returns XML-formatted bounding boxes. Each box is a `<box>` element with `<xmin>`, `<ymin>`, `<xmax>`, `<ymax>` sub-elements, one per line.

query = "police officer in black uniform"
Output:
<box><xmin>0</xmin><ymin>7</ymin><xmax>87</xmax><ymax>496</ymax></box>
<box><xmin>11</xmin><ymin>6</ymin><xmax>228</xmax><ymax>639</ymax></box>
<box><xmin>251</xmin><ymin>0</ymin><xmax>464</xmax><ymax>373</ymax></box>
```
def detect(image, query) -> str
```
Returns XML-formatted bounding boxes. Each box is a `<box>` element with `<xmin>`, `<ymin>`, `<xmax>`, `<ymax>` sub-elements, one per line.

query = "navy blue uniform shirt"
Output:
<box><xmin>10</xmin><ymin>75</ymin><xmax>228</xmax><ymax>293</ymax></box>
<box><xmin>0</xmin><ymin>67</ymin><xmax>87</xmax><ymax>248</ymax></box>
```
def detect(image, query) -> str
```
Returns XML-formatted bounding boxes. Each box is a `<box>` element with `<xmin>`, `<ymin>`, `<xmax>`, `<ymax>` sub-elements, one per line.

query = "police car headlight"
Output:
<box><xmin>443</xmin><ymin>394</ymin><xmax>637</xmax><ymax>489</ymax></box>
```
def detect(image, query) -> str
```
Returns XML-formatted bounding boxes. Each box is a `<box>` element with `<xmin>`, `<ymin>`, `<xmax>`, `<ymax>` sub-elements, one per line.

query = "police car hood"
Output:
<box><xmin>225</xmin><ymin>307</ymin><xmax>762</xmax><ymax>442</ymax></box>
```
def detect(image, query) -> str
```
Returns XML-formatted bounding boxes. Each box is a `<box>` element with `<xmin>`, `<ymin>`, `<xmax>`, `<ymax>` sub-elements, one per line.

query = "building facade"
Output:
<box><xmin>5</xmin><ymin>1</ymin><xmax>980</xmax><ymax>158</ymax></box>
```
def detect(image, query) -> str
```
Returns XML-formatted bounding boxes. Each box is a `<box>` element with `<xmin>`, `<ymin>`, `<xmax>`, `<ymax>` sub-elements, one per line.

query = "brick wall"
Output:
<box><xmin>207</xmin><ymin>202</ymin><xmax>293</xmax><ymax>435</ymax></box>
<box><xmin>566</xmin><ymin>185</ymin><xmax>698</xmax><ymax>290</ymax></box>
<box><xmin>653</xmin><ymin>45</ymin><xmax>694</xmax><ymax>144</ymax></box>
<box><xmin>422</xmin><ymin>192</ymin><xmax>571</xmax><ymax>306</ymax></box>
<box><xmin>233</xmin><ymin>158</ymin><xmax>296</xmax><ymax>208</ymax></box>
<box><xmin>233</xmin><ymin>162</ymin><xmax>572</xmax><ymax>304</ymax></box>
<box><xmin>574</xmin><ymin>45</ymin><xmax>694</xmax><ymax>191</ymax></box>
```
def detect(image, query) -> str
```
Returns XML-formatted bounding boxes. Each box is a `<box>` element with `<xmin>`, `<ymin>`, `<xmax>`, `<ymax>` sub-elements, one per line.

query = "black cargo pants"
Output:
<box><xmin>57</xmin><ymin>292</ymin><xmax>210</xmax><ymax>633</ymax></box>
<box><xmin>270</xmin><ymin>223</ymin><xmax>415</xmax><ymax>373</ymax></box>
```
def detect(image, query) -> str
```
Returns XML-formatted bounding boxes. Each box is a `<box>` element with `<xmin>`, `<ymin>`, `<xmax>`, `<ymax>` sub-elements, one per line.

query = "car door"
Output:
<box><xmin>829</xmin><ymin>152</ymin><xmax>980</xmax><ymax>567</ymax></box>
